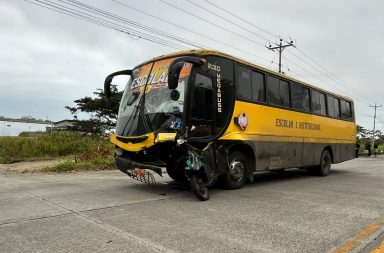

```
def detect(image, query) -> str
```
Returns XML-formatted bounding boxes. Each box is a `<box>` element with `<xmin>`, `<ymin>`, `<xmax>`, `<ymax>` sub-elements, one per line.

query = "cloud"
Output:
<box><xmin>0</xmin><ymin>0</ymin><xmax>383</xmax><ymax>128</ymax></box>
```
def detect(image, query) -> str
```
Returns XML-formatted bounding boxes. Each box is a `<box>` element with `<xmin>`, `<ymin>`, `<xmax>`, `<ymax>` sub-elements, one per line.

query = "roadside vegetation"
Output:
<box><xmin>0</xmin><ymin>132</ymin><xmax>115</xmax><ymax>172</ymax></box>
<box><xmin>356</xmin><ymin>125</ymin><xmax>384</xmax><ymax>156</ymax></box>
<box><xmin>42</xmin><ymin>148</ymin><xmax>115</xmax><ymax>172</ymax></box>
<box><xmin>0</xmin><ymin>86</ymin><xmax>121</xmax><ymax>172</ymax></box>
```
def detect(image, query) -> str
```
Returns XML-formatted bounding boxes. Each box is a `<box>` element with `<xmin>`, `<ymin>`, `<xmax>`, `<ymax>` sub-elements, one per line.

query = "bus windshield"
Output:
<box><xmin>116</xmin><ymin>57</ymin><xmax>192</xmax><ymax>136</ymax></box>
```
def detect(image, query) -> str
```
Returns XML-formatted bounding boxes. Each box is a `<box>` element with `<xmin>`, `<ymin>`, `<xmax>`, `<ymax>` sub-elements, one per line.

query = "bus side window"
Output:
<box><xmin>327</xmin><ymin>96</ymin><xmax>335</xmax><ymax>117</ymax></box>
<box><xmin>340</xmin><ymin>100</ymin><xmax>352</xmax><ymax>119</ymax></box>
<box><xmin>327</xmin><ymin>96</ymin><xmax>341</xmax><ymax>118</ymax></box>
<box><xmin>251</xmin><ymin>71</ymin><xmax>265</xmax><ymax>102</ymax></box>
<box><xmin>312</xmin><ymin>90</ymin><xmax>327</xmax><ymax>116</ymax></box>
<box><xmin>279</xmin><ymin>80</ymin><xmax>290</xmax><ymax>107</ymax></box>
<box><xmin>291</xmin><ymin>83</ymin><xmax>310</xmax><ymax>112</ymax></box>
<box><xmin>267</xmin><ymin>76</ymin><xmax>290</xmax><ymax>107</ymax></box>
<box><xmin>266</xmin><ymin>76</ymin><xmax>280</xmax><ymax>106</ymax></box>
<box><xmin>236</xmin><ymin>66</ymin><xmax>252</xmax><ymax>101</ymax></box>
<box><xmin>335</xmin><ymin>98</ymin><xmax>340</xmax><ymax>118</ymax></box>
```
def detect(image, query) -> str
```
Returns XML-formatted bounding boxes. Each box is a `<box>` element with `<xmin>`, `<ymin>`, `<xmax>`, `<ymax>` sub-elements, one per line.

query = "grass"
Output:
<box><xmin>41</xmin><ymin>156</ymin><xmax>115</xmax><ymax>173</ymax></box>
<box><xmin>41</xmin><ymin>139</ymin><xmax>116</xmax><ymax>173</ymax></box>
<box><xmin>0</xmin><ymin>132</ymin><xmax>113</xmax><ymax>164</ymax></box>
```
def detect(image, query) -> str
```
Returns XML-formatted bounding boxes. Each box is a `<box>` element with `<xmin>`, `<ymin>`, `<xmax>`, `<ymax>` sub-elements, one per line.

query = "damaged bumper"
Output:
<box><xmin>115</xmin><ymin>155</ymin><xmax>163</xmax><ymax>177</ymax></box>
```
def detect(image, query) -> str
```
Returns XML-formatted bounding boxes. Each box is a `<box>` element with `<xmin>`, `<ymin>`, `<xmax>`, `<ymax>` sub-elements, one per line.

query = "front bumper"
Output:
<box><xmin>115</xmin><ymin>155</ymin><xmax>163</xmax><ymax>177</ymax></box>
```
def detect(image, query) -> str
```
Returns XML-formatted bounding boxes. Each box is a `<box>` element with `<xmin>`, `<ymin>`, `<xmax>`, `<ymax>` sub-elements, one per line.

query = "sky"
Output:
<box><xmin>0</xmin><ymin>0</ymin><xmax>383</xmax><ymax>131</ymax></box>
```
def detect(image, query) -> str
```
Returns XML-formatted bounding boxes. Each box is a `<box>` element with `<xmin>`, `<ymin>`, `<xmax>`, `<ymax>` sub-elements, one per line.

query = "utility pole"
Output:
<box><xmin>267</xmin><ymin>38</ymin><xmax>295</xmax><ymax>74</ymax></box>
<box><xmin>370</xmin><ymin>103</ymin><xmax>382</xmax><ymax>146</ymax></box>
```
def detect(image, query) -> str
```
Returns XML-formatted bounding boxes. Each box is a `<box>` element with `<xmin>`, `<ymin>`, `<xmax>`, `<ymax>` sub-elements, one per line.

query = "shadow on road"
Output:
<box><xmin>114</xmin><ymin>168</ymin><xmax>353</xmax><ymax>200</ymax></box>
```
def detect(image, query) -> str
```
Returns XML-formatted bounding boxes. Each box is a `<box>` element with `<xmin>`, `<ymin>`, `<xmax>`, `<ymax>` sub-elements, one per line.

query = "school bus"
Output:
<box><xmin>104</xmin><ymin>49</ymin><xmax>356</xmax><ymax>201</ymax></box>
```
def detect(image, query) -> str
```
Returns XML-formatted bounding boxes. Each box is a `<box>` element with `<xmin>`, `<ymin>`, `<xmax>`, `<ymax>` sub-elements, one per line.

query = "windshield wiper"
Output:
<box><xmin>122</xmin><ymin>64</ymin><xmax>155</xmax><ymax>135</ymax></box>
<box><xmin>141</xmin><ymin>106</ymin><xmax>153</xmax><ymax>132</ymax></box>
<box><xmin>121</xmin><ymin>104</ymin><xmax>139</xmax><ymax>135</ymax></box>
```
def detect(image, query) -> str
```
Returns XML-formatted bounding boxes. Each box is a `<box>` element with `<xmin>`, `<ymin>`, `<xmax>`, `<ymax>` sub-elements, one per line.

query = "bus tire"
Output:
<box><xmin>190</xmin><ymin>174</ymin><xmax>209</xmax><ymax>201</ymax></box>
<box><xmin>221</xmin><ymin>152</ymin><xmax>247</xmax><ymax>190</ymax></box>
<box><xmin>312</xmin><ymin>149</ymin><xmax>332</xmax><ymax>176</ymax></box>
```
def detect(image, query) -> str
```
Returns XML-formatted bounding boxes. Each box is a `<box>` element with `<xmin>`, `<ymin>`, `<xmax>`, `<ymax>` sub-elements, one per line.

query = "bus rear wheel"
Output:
<box><xmin>311</xmin><ymin>149</ymin><xmax>332</xmax><ymax>176</ymax></box>
<box><xmin>221</xmin><ymin>152</ymin><xmax>247</xmax><ymax>190</ymax></box>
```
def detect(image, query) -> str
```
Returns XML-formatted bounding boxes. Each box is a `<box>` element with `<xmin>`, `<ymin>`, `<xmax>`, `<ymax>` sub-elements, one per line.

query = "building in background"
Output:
<box><xmin>46</xmin><ymin>120</ymin><xmax>75</xmax><ymax>132</ymax></box>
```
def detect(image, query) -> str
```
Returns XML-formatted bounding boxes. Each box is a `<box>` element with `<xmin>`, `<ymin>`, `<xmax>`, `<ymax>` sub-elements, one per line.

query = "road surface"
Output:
<box><xmin>0</xmin><ymin>157</ymin><xmax>383</xmax><ymax>253</ymax></box>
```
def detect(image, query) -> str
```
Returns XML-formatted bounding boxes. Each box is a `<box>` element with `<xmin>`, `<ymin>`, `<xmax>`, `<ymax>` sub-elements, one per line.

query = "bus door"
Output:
<box><xmin>185</xmin><ymin>56</ymin><xmax>235</xmax><ymax>183</ymax></box>
<box><xmin>187</xmin><ymin>72</ymin><xmax>215</xmax><ymax>138</ymax></box>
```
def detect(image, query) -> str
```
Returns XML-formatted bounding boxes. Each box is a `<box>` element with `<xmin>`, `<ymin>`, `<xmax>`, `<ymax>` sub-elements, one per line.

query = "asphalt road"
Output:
<box><xmin>1</xmin><ymin>157</ymin><xmax>383</xmax><ymax>253</ymax></box>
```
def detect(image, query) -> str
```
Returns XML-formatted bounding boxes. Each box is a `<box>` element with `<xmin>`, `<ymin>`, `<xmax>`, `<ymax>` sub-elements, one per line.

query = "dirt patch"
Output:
<box><xmin>0</xmin><ymin>160</ymin><xmax>63</xmax><ymax>175</ymax></box>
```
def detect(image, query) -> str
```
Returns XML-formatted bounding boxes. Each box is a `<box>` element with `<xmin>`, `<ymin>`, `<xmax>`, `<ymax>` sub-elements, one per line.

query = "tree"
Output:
<box><xmin>65</xmin><ymin>85</ymin><xmax>122</xmax><ymax>134</ymax></box>
<box><xmin>356</xmin><ymin>125</ymin><xmax>384</xmax><ymax>145</ymax></box>
<box><xmin>356</xmin><ymin>125</ymin><xmax>372</xmax><ymax>142</ymax></box>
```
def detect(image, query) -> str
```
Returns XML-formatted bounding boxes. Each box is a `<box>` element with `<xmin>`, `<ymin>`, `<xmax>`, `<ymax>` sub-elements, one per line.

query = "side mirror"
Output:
<box><xmin>104</xmin><ymin>69</ymin><xmax>132</xmax><ymax>107</ymax></box>
<box><xmin>168</xmin><ymin>56</ymin><xmax>205</xmax><ymax>90</ymax></box>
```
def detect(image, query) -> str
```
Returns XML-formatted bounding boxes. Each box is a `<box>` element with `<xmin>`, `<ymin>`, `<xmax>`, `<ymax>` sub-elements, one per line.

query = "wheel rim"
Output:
<box><xmin>229</xmin><ymin>160</ymin><xmax>244</xmax><ymax>182</ymax></box>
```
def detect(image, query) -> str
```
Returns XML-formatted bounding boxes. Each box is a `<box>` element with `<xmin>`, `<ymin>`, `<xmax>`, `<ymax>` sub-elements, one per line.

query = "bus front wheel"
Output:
<box><xmin>311</xmin><ymin>149</ymin><xmax>332</xmax><ymax>176</ymax></box>
<box><xmin>221</xmin><ymin>152</ymin><xmax>247</xmax><ymax>190</ymax></box>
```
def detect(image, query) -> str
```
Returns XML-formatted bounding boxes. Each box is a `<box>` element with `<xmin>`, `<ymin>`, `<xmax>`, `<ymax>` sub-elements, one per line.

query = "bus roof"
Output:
<box><xmin>139</xmin><ymin>49</ymin><xmax>353</xmax><ymax>102</ymax></box>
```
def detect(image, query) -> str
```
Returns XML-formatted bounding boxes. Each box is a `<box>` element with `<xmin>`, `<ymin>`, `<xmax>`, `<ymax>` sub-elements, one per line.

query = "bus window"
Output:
<box><xmin>267</xmin><ymin>76</ymin><xmax>280</xmax><ymax>106</ymax></box>
<box><xmin>327</xmin><ymin>96</ymin><xmax>335</xmax><ymax>117</ymax></box>
<box><xmin>189</xmin><ymin>73</ymin><xmax>214</xmax><ymax>137</ymax></box>
<box><xmin>291</xmin><ymin>83</ymin><xmax>310</xmax><ymax>112</ymax></box>
<box><xmin>191</xmin><ymin>73</ymin><xmax>213</xmax><ymax>120</ymax></box>
<box><xmin>327</xmin><ymin>96</ymin><xmax>341</xmax><ymax>118</ymax></box>
<box><xmin>334</xmin><ymin>98</ymin><xmax>340</xmax><ymax>118</ymax></box>
<box><xmin>341</xmin><ymin>100</ymin><xmax>352</xmax><ymax>119</ymax></box>
<box><xmin>312</xmin><ymin>90</ymin><xmax>327</xmax><ymax>116</ymax></box>
<box><xmin>280</xmin><ymin>80</ymin><xmax>290</xmax><ymax>107</ymax></box>
<box><xmin>236</xmin><ymin>66</ymin><xmax>252</xmax><ymax>101</ymax></box>
<box><xmin>251</xmin><ymin>71</ymin><xmax>265</xmax><ymax>102</ymax></box>
<box><xmin>266</xmin><ymin>76</ymin><xmax>290</xmax><ymax>107</ymax></box>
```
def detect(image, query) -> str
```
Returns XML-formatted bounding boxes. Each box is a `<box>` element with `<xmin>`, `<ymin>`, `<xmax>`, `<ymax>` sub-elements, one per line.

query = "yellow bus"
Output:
<box><xmin>104</xmin><ymin>49</ymin><xmax>356</xmax><ymax>201</ymax></box>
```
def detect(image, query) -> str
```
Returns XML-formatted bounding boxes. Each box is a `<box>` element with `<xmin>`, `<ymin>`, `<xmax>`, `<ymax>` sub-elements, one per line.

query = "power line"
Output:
<box><xmin>185</xmin><ymin>0</ymin><xmax>271</xmax><ymax>42</ymax></box>
<box><xmin>204</xmin><ymin>0</ymin><xmax>278</xmax><ymax>39</ymax></box>
<box><xmin>283</xmin><ymin>57</ymin><xmax>344</xmax><ymax>93</ymax></box>
<box><xmin>267</xmin><ymin>38</ymin><xmax>295</xmax><ymax>73</ymax></box>
<box><xmin>158</xmin><ymin>0</ymin><xmax>266</xmax><ymax>48</ymax></box>
<box><xmin>25</xmin><ymin>0</ymin><xmax>377</xmax><ymax>113</ymax></box>
<box><xmin>27</xmin><ymin>0</ymin><xmax>187</xmax><ymax>50</ymax></box>
<box><xmin>62</xmin><ymin>0</ymin><xmax>204</xmax><ymax>48</ymax></box>
<box><xmin>25</xmin><ymin>0</ymin><xmax>192</xmax><ymax>50</ymax></box>
<box><xmin>199</xmin><ymin>0</ymin><xmax>374</xmax><ymax>104</ymax></box>
<box><xmin>287</xmin><ymin>50</ymin><xmax>373</xmax><ymax>102</ymax></box>
<box><xmin>268</xmin><ymin>52</ymin><xmax>278</xmax><ymax>69</ymax></box>
<box><xmin>284</xmin><ymin>58</ymin><xmax>369</xmax><ymax>107</ymax></box>
<box><xmin>26</xmin><ymin>0</ymin><xmax>281</xmax><ymax>72</ymax></box>
<box><xmin>294</xmin><ymin>48</ymin><xmax>373</xmax><ymax>101</ymax></box>
<box><xmin>110</xmin><ymin>0</ymin><xmax>274</xmax><ymax>65</ymax></box>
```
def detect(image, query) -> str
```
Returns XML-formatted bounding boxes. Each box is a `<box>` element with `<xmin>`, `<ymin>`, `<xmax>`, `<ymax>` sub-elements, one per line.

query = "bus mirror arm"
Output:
<box><xmin>168</xmin><ymin>56</ymin><xmax>205</xmax><ymax>90</ymax></box>
<box><xmin>104</xmin><ymin>69</ymin><xmax>132</xmax><ymax>107</ymax></box>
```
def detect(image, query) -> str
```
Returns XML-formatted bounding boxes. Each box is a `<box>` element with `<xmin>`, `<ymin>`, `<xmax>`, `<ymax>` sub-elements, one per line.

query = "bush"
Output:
<box><xmin>0</xmin><ymin>132</ymin><xmax>113</xmax><ymax>164</ymax></box>
<box><xmin>41</xmin><ymin>149</ymin><xmax>115</xmax><ymax>173</ymax></box>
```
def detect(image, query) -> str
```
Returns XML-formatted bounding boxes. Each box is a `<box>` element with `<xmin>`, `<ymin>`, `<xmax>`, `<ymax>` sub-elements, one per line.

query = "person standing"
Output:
<box><xmin>355</xmin><ymin>143</ymin><xmax>360</xmax><ymax>158</ymax></box>
<box><xmin>365</xmin><ymin>142</ymin><xmax>372</xmax><ymax>157</ymax></box>
<box><xmin>374</xmin><ymin>142</ymin><xmax>379</xmax><ymax>157</ymax></box>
